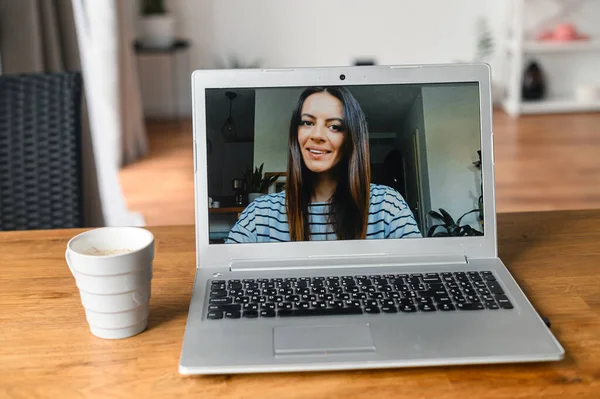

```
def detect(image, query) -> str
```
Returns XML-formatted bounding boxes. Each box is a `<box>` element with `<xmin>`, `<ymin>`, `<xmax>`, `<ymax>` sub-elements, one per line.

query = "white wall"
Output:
<box><xmin>422</xmin><ymin>84</ymin><xmax>482</xmax><ymax>230</ymax></box>
<box><xmin>254</xmin><ymin>87</ymin><xmax>303</xmax><ymax>173</ymax></box>
<box><xmin>133</xmin><ymin>0</ymin><xmax>510</xmax><ymax>117</ymax></box>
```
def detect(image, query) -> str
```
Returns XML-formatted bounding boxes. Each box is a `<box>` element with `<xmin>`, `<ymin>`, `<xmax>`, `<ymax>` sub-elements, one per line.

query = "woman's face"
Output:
<box><xmin>297</xmin><ymin>92</ymin><xmax>346</xmax><ymax>174</ymax></box>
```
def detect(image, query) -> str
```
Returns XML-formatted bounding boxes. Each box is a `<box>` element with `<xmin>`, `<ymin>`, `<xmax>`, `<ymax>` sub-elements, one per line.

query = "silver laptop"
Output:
<box><xmin>179</xmin><ymin>63</ymin><xmax>564</xmax><ymax>374</ymax></box>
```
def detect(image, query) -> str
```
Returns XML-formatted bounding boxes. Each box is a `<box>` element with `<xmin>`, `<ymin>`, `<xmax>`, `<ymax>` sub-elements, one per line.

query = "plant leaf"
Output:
<box><xmin>439</xmin><ymin>208</ymin><xmax>455</xmax><ymax>226</ymax></box>
<box><xmin>462</xmin><ymin>225</ymin><xmax>484</xmax><ymax>236</ymax></box>
<box><xmin>427</xmin><ymin>224</ymin><xmax>445</xmax><ymax>237</ymax></box>
<box><xmin>428</xmin><ymin>210</ymin><xmax>445</xmax><ymax>222</ymax></box>
<box><xmin>433</xmin><ymin>232</ymin><xmax>451</xmax><ymax>237</ymax></box>
<box><xmin>456</xmin><ymin>209</ymin><xmax>480</xmax><ymax>226</ymax></box>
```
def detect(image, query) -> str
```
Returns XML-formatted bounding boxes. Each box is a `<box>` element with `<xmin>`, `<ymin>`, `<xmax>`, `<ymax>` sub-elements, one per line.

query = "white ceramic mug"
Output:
<box><xmin>65</xmin><ymin>227</ymin><xmax>155</xmax><ymax>339</ymax></box>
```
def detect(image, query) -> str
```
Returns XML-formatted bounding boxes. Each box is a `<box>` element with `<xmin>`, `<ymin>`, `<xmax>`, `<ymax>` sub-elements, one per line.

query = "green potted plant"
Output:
<box><xmin>242</xmin><ymin>163</ymin><xmax>280</xmax><ymax>203</ymax></box>
<box><xmin>139</xmin><ymin>0</ymin><xmax>175</xmax><ymax>49</ymax></box>
<box><xmin>427</xmin><ymin>208</ymin><xmax>483</xmax><ymax>237</ymax></box>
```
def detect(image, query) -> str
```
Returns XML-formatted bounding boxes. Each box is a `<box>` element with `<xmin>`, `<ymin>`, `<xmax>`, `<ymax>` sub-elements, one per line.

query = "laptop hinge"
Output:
<box><xmin>229</xmin><ymin>253</ymin><xmax>468</xmax><ymax>272</ymax></box>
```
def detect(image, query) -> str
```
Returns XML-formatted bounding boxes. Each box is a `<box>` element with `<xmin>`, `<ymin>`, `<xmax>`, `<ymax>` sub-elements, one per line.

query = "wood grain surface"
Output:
<box><xmin>1</xmin><ymin>210</ymin><xmax>599</xmax><ymax>398</ymax></box>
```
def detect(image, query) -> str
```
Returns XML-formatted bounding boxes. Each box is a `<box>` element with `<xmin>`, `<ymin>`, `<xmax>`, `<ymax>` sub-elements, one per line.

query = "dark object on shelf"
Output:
<box><xmin>134</xmin><ymin>38</ymin><xmax>189</xmax><ymax>53</ymax></box>
<box><xmin>354</xmin><ymin>58</ymin><xmax>376</xmax><ymax>66</ymax></box>
<box><xmin>522</xmin><ymin>61</ymin><xmax>546</xmax><ymax>100</ymax></box>
<box><xmin>0</xmin><ymin>72</ymin><xmax>84</xmax><ymax>230</ymax></box>
<box><xmin>232</xmin><ymin>178</ymin><xmax>245</xmax><ymax>205</ymax></box>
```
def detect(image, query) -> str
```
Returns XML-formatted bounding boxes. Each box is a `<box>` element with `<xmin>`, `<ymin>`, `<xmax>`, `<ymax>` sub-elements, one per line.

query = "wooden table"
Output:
<box><xmin>1</xmin><ymin>210</ymin><xmax>599</xmax><ymax>398</ymax></box>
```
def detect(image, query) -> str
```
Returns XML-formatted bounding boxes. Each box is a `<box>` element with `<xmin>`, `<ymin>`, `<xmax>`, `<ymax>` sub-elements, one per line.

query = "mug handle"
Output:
<box><xmin>65</xmin><ymin>249</ymin><xmax>75</xmax><ymax>278</ymax></box>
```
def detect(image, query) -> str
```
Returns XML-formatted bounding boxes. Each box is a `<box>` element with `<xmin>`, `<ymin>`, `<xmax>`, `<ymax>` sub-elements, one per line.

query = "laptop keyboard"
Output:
<box><xmin>206</xmin><ymin>271</ymin><xmax>513</xmax><ymax>320</ymax></box>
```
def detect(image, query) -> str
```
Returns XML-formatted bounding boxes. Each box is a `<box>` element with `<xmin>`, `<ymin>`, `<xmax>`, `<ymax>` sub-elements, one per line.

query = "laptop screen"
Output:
<box><xmin>205</xmin><ymin>82</ymin><xmax>483</xmax><ymax>244</ymax></box>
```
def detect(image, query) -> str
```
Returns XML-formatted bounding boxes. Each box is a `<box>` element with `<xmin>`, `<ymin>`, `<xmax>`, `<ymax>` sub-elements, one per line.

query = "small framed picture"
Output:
<box><xmin>266</xmin><ymin>172</ymin><xmax>287</xmax><ymax>194</ymax></box>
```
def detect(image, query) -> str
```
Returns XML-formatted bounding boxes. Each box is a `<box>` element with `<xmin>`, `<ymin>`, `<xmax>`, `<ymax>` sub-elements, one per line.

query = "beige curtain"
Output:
<box><xmin>0</xmin><ymin>0</ymin><xmax>148</xmax><ymax>226</ymax></box>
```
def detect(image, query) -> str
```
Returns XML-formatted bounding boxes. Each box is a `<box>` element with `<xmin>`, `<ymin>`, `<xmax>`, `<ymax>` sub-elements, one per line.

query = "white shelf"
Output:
<box><xmin>519</xmin><ymin>97</ymin><xmax>600</xmax><ymax>114</ymax></box>
<box><xmin>523</xmin><ymin>39</ymin><xmax>600</xmax><ymax>53</ymax></box>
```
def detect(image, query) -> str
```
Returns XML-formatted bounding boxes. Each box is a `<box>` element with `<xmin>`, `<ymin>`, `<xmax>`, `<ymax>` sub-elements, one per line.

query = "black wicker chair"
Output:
<box><xmin>0</xmin><ymin>71</ymin><xmax>84</xmax><ymax>230</ymax></box>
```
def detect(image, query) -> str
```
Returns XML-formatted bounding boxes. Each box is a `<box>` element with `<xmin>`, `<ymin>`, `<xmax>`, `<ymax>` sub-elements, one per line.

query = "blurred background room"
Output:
<box><xmin>0</xmin><ymin>0</ymin><xmax>599</xmax><ymax>230</ymax></box>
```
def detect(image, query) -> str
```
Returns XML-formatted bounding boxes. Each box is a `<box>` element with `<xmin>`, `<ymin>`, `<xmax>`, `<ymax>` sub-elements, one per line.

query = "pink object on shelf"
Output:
<box><xmin>536</xmin><ymin>22</ymin><xmax>589</xmax><ymax>42</ymax></box>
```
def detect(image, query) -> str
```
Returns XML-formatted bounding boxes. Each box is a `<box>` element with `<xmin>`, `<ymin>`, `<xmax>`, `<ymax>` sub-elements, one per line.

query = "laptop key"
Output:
<box><xmin>346</xmin><ymin>300</ymin><xmax>362</xmax><ymax>308</ymax></box>
<box><xmin>260</xmin><ymin>310</ymin><xmax>276</xmax><ymax>317</ymax></box>
<box><xmin>319</xmin><ymin>294</ymin><xmax>334</xmax><ymax>301</ymax></box>
<box><xmin>434</xmin><ymin>296</ymin><xmax>452</xmax><ymax>304</ymax></box>
<box><xmin>251</xmin><ymin>295</ymin><xmax>267</xmax><ymax>303</ymax></box>
<box><xmin>382</xmin><ymin>305</ymin><xmax>397</xmax><ymax>313</ymax></box>
<box><xmin>278</xmin><ymin>302</ymin><xmax>293</xmax><ymax>310</ymax></box>
<box><xmin>207</xmin><ymin>310</ymin><xmax>223</xmax><ymax>319</ymax></box>
<box><xmin>279</xmin><ymin>307</ymin><xmax>363</xmax><ymax>317</ymax></box>
<box><xmin>243</xmin><ymin>310</ymin><xmax>258</xmax><ymax>318</ymax></box>
<box><xmin>482</xmin><ymin>294</ymin><xmax>495</xmax><ymax>302</ymax></box>
<box><xmin>365</xmin><ymin>306</ymin><xmax>380</xmax><ymax>314</ymax></box>
<box><xmin>438</xmin><ymin>303</ymin><xmax>455</xmax><ymax>311</ymax></box>
<box><xmin>495</xmin><ymin>295</ymin><xmax>514</xmax><ymax>309</ymax></box>
<box><xmin>398</xmin><ymin>298</ymin><xmax>414</xmax><ymax>306</ymax></box>
<box><xmin>209</xmin><ymin>297</ymin><xmax>232</xmax><ymax>305</ymax></box>
<box><xmin>211</xmin><ymin>280</ymin><xmax>226</xmax><ymax>285</ymax></box>
<box><xmin>457</xmin><ymin>303</ymin><xmax>485</xmax><ymax>311</ymax></box>
<box><xmin>486</xmin><ymin>302</ymin><xmax>500</xmax><ymax>310</ymax></box>
<box><xmin>225</xmin><ymin>311</ymin><xmax>241</xmax><ymax>319</ymax></box>
<box><xmin>296</xmin><ymin>280</ymin><xmax>309</xmax><ymax>288</ymax></box>
<box><xmin>487</xmin><ymin>282</ymin><xmax>504</xmax><ymax>294</ymax></box>
<box><xmin>210</xmin><ymin>290</ymin><xmax>228</xmax><ymax>297</ymax></box>
<box><xmin>382</xmin><ymin>299</ymin><xmax>395</xmax><ymax>307</ymax></box>
<box><xmin>262</xmin><ymin>303</ymin><xmax>276</xmax><ymax>310</ymax></box>
<box><xmin>400</xmin><ymin>305</ymin><xmax>417</xmax><ymax>313</ymax></box>
<box><xmin>417</xmin><ymin>297</ymin><xmax>434</xmax><ymax>305</ymax></box>
<box><xmin>301</xmin><ymin>294</ymin><xmax>317</xmax><ymax>302</ymax></box>
<box><xmin>243</xmin><ymin>303</ymin><xmax>258</xmax><ymax>311</ymax></box>
<box><xmin>365</xmin><ymin>300</ymin><xmax>379</xmax><ymax>308</ymax></box>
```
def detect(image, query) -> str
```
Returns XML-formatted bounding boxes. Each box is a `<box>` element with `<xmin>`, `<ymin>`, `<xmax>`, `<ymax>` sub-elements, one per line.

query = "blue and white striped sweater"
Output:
<box><xmin>225</xmin><ymin>184</ymin><xmax>422</xmax><ymax>243</ymax></box>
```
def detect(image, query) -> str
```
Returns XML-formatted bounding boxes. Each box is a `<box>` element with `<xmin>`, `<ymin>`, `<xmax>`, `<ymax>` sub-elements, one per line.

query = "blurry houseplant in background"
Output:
<box><xmin>139</xmin><ymin>0</ymin><xmax>175</xmax><ymax>48</ymax></box>
<box><xmin>427</xmin><ymin>151</ymin><xmax>484</xmax><ymax>237</ymax></box>
<box><xmin>427</xmin><ymin>209</ymin><xmax>484</xmax><ymax>237</ymax></box>
<box><xmin>242</xmin><ymin>163</ymin><xmax>279</xmax><ymax>203</ymax></box>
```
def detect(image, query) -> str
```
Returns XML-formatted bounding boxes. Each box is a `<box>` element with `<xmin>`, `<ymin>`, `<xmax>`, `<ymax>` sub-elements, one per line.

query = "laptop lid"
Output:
<box><xmin>191</xmin><ymin>63</ymin><xmax>496</xmax><ymax>268</ymax></box>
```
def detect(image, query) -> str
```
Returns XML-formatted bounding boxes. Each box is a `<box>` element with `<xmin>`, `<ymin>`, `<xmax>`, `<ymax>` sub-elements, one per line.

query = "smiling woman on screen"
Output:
<box><xmin>226</xmin><ymin>87</ymin><xmax>421</xmax><ymax>243</ymax></box>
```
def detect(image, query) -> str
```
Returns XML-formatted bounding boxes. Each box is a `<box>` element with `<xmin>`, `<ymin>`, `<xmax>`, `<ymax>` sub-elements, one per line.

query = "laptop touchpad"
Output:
<box><xmin>274</xmin><ymin>324</ymin><xmax>375</xmax><ymax>356</ymax></box>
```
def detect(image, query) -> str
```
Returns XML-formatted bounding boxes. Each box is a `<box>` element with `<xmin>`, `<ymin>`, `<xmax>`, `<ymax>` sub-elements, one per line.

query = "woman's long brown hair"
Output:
<box><xmin>286</xmin><ymin>87</ymin><xmax>370</xmax><ymax>241</ymax></box>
